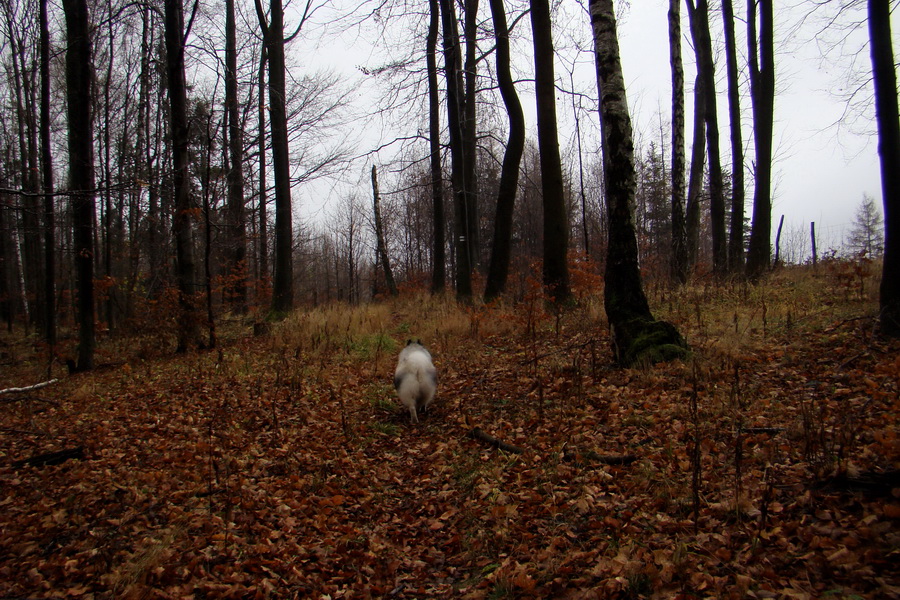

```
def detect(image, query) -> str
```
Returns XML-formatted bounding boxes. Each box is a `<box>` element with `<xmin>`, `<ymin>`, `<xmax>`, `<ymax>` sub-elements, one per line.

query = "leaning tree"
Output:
<box><xmin>590</xmin><ymin>0</ymin><xmax>688</xmax><ymax>366</ymax></box>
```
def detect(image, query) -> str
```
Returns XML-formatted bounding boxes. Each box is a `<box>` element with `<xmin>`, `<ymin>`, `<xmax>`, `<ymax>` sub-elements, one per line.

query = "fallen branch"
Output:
<box><xmin>469</xmin><ymin>428</ymin><xmax>525</xmax><ymax>454</ymax></box>
<box><xmin>739</xmin><ymin>427</ymin><xmax>785</xmax><ymax>435</ymax></box>
<box><xmin>563</xmin><ymin>447</ymin><xmax>638</xmax><ymax>466</ymax></box>
<box><xmin>12</xmin><ymin>447</ymin><xmax>85</xmax><ymax>468</ymax></box>
<box><xmin>0</xmin><ymin>378</ymin><xmax>59</xmax><ymax>396</ymax></box>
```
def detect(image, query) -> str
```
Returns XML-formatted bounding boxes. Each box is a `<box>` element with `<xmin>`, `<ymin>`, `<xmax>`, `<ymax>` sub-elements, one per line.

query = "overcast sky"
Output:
<box><xmin>297</xmin><ymin>0</ymin><xmax>898</xmax><ymax>256</ymax></box>
<box><xmin>613</xmin><ymin>0</ymin><xmax>896</xmax><ymax>254</ymax></box>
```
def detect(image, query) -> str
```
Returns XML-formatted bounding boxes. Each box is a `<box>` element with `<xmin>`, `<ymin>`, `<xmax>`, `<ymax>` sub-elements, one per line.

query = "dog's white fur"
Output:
<box><xmin>394</xmin><ymin>340</ymin><xmax>437</xmax><ymax>423</ymax></box>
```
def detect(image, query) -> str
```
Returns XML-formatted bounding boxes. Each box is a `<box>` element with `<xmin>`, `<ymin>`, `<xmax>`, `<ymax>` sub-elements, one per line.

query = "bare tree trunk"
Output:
<box><xmin>530</xmin><ymin>0</ymin><xmax>570</xmax><ymax>303</ymax></box>
<box><xmin>668</xmin><ymin>0</ymin><xmax>687</xmax><ymax>285</ymax></box>
<box><xmin>484</xmin><ymin>0</ymin><xmax>525</xmax><ymax>302</ymax></box>
<box><xmin>746</xmin><ymin>0</ymin><xmax>775</xmax><ymax>280</ymax></box>
<box><xmin>256</xmin><ymin>0</ymin><xmax>294</xmax><ymax>314</ymax></box>
<box><xmin>427</xmin><ymin>0</ymin><xmax>446</xmax><ymax>294</ymax></box>
<box><xmin>439</xmin><ymin>0</ymin><xmax>472</xmax><ymax>299</ymax></box>
<box><xmin>39</xmin><ymin>0</ymin><xmax>55</xmax><ymax>347</ymax></box>
<box><xmin>226</xmin><ymin>0</ymin><xmax>248</xmax><ymax>312</ymax></box>
<box><xmin>687</xmin><ymin>0</ymin><xmax>727</xmax><ymax>277</ymax></box>
<box><xmin>722</xmin><ymin>0</ymin><xmax>745</xmax><ymax>274</ymax></box>
<box><xmin>463</xmin><ymin>0</ymin><xmax>479</xmax><ymax>271</ymax></box>
<box><xmin>63</xmin><ymin>0</ymin><xmax>96</xmax><ymax>370</ymax></box>
<box><xmin>868</xmin><ymin>0</ymin><xmax>900</xmax><ymax>336</ymax></box>
<box><xmin>164</xmin><ymin>0</ymin><xmax>201</xmax><ymax>351</ymax></box>
<box><xmin>590</xmin><ymin>0</ymin><xmax>687</xmax><ymax>367</ymax></box>
<box><xmin>257</xmin><ymin>46</ymin><xmax>269</xmax><ymax>298</ymax></box>
<box><xmin>773</xmin><ymin>214</ymin><xmax>784</xmax><ymax>267</ymax></box>
<box><xmin>371</xmin><ymin>165</ymin><xmax>398</xmax><ymax>296</ymax></box>
<box><xmin>685</xmin><ymin>70</ymin><xmax>706</xmax><ymax>271</ymax></box>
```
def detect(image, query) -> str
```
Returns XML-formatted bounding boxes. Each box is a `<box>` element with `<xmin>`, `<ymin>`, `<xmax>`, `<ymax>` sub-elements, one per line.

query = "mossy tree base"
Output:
<box><xmin>612</xmin><ymin>317</ymin><xmax>690</xmax><ymax>367</ymax></box>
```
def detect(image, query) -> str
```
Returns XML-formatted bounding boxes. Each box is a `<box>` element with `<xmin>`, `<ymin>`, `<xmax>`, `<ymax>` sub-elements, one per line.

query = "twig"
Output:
<box><xmin>469</xmin><ymin>428</ymin><xmax>525</xmax><ymax>454</ymax></box>
<box><xmin>563</xmin><ymin>447</ymin><xmax>638</xmax><ymax>465</ymax></box>
<box><xmin>12</xmin><ymin>447</ymin><xmax>85</xmax><ymax>468</ymax></box>
<box><xmin>0</xmin><ymin>379</ymin><xmax>59</xmax><ymax>396</ymax></box>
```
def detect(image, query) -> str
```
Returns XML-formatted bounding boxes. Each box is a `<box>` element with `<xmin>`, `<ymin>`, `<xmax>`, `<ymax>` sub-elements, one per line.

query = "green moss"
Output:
<box><xmin>621</xmin><ymin>318</ymin><xmax>690</xmax><ymax>367</ymax></box>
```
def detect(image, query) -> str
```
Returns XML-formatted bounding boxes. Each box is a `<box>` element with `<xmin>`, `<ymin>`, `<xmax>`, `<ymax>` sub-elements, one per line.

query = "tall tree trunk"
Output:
<box><xmin>103</xmin><ymin>6</ymin><xmax>115</xmax><ymax>331</ymax></box>
<box><xmin>484</xmin><ymin>0</ymin><xmax>525</xmax><ymax>302</ymax></box>
<box><xmin>686</xmin><ymin>0</ymin><xmax>727</xmax><ymax>277</ymax></box>
<box><xmin>530</xmin><ymin>0</ymin><xmax>570</xmax><ymax>303</ymax></box>
<box><xmin>5</xmin><ymin>13</ymin><xmax>36</xmax><ymax>328</ymax></box>
<box><xmin>371</xmin><ymin>165</ymin><xmax>398</xmax><ymax>296</ymax></box>
<box><xmin>40</xmin><ymin>0</ymin><xmax>55</xmax><ymax>346</ymax></box>
<box><xmin>722</xmin><ymin>0</ymin><xmax>745</xmax><ymax>274</ymax></box>
<box><xmin>427</xmin><ymin>0</ymin><xmax>446</xmax><ymax>294</ymax></box>
<box><xmin>868</xmin><ymin>0</ymin><xmax>900</xmax><ymax>337</ymax></box>
<box><xmin>746</xmin><ymin>0</ymin><xmax>775</xmax><ymax>280</ymax></box>
<box><xmin>668</xmin><ymin>0</ymin><xmax>687</xmax><ymax>285</ymax></box>
<box><xmin>257</xmin><ymin>46</ymin><xmax>269</xmax><ymax>297</ymax></box>
<box><xmin>226</xmin><ymin>0</ymin><xmax>248</xmax><ymax>313</ymax></box>
<box><xmin>63</xmin><ymin>0</ymin><xmax>96</xmax><ymax>370</ymax></box>
<box><xmin>590</xmin><ymin>0</ymin><xmax>687</xmax><ymax>367</ymax></box>
<box><xmin>164</xmin><ymin>0</ymin><xmax>201</xmax><ymax>351</ymax></box>
<box><xmin>257</xmin><ymin>0</ymin><xmax>293</xmax><ymax>314</ymax></box>
<box><xmin>439</xmin><ymin>0</ymin><xmax>472</xmax><ymax>299</ymax></box>
<box><xmin>463</xmin><ymin>0</ymin><xmax>479</xmax><ymax>271</ymax></box>
<box><xmin>685</xmin><ymin>70</ymin><xmax>706</xmax><ymax>271</ymax></box>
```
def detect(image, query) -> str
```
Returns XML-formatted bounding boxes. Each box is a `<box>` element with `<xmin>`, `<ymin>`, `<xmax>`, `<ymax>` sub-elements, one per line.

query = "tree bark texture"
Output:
<box><xmin>165</xmin><ymin>0</ymin><xmax>202</xmax><ymax>352</ymax></box>
<box><xmin>530</xmin><ymin>0</ymin><xmax>570</xmax><ymax>303</ymax></box>
<box><xmin>427</xmin><ymin>0</ymin><xmax>446</xmax><ymax>294</ymax></box>
<box><xmin>226</xmin><ymin>0</ymin><xmax>248</xmax><ymax>312</ymax></box>
<box><xmin>868</xmin><ymin>0</ymin><xmax>900</xmax><ymax>336</ymax></box>
<box><xmin>63</xmin><ymin>0</ymin><xmax>96</xmax><ymax>370</ymax></box>
<box><xmin>590</xmin><ymin>0</ymin><xmax>688</xmax><ymax>367</ymax></box>
<box><xmin>686</xmin><ymin>0</ymin><xmax>727</xmax><ymax>277</ymax></box>
<box><xmin>746</xmin><ymin>0</ymin><xmax>775</xmax><ymax>280</ymax></box>
<box><xmin>439</xmin><ymin>0</ymin><xmax>473</xmax><ymax>299</ymax></box>
<box><xmin>668</xmin><ymin>0</ymin><xmax>687</xmax><ymax>285</ymax></box>
<box><xmin>722</xmin><ymin>0</ymin><xmax>745</xmax><ymax>274</ymax></box>
<box><xmin>484</xmin><ymin>0</ymin><xmax>526</xmax><ymax>302</ymax></box>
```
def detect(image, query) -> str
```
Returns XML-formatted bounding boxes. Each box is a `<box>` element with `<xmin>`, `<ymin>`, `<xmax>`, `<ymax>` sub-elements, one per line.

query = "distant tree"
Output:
<box><xmin>371</xmin><ymin>165</ymin><xmax>398</xmax><ymax>296</ymax></box>
<box><xmin>589</xmin><ymin>0</ymin><xmax>688</xmax><ymax>366</ymax></box>
<box><xmin>847</xmin><ymin>194</ymin><xmax>884</xmax><ymax>257</ymax></box>
<box><xmin>63</xmin><ymin>0</ymin><xmax>96</xmax><ymax>370</ymax></box>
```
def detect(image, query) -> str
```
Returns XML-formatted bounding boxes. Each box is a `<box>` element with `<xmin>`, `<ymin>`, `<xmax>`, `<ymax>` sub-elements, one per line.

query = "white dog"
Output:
<box><xmin>394</xmin><ymin>340</ymin><xmax>437</xmax><ymax>423</ymax></box>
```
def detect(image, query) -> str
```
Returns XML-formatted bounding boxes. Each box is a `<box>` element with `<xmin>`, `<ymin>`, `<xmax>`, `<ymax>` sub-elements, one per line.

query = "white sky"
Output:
<box><xmin>291</xmin><ymin>0</ymin><xmax>898</xmax><ymax>255</ymax></box>
<box><xmin>614</xmin><ymin>0</ymin><xmax>895</xmax><ymax>253</ymax></box>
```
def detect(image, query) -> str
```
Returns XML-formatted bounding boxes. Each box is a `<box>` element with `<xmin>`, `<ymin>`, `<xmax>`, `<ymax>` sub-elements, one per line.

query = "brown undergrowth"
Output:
<box><xmin>1</xmin><ymin>264</ymin><xmax>898</xmax><ymax>599</ymax></box>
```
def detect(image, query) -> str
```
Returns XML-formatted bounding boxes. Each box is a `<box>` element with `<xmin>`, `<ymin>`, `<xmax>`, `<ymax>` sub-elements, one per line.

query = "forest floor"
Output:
<box><xmin>1</xmin><ymin>263</ymin><xmax>898</xmax><ymax>599</ymax></box>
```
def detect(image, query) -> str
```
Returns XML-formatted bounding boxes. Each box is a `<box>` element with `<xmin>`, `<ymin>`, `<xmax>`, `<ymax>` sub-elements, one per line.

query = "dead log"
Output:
<box><xmin>469</xmin><ymin>428</ymin><xmax>525</xmax><ymax>454</ymax></box>
<box><xmin>0</xmin><ymin>378</ymin><xmax>59</xmax><ymax>396</ymax></box>
<box><xmin>563</xmin><ymin>447</ymin><xmax>638</xmax><ymax>466</ymax></box>
<box><xmin>13</xmin><ymin>447</ymin><xmax>85</xmax><ymax>468</ymax></box>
